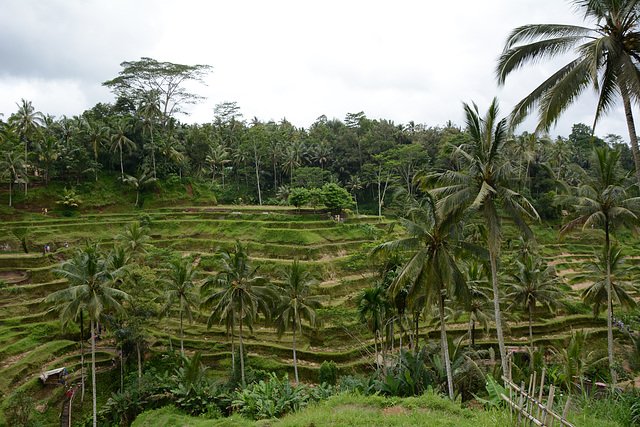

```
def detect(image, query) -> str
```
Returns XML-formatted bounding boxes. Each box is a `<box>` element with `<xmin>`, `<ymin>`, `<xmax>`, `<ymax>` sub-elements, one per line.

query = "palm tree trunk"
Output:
<box><xmin>239</xmin><ymin>312</ymin><xmax>246</xmax><ymax>387</ymax></box>
<box><xmin>490</xmin><ymin>251</ymin><xmax>508</xmax><ymax>381</ymax></box>
<box><xmin>439</xmin><ymin>293</ymin><xmax>454</xmax><ymax>399</ymax></box>
<box><xmin>231</xmin><ymin>316</ymin><xmax>236</xmax><ymax>374</ymax></box>
<box><xmin>120</xmin><ymin>347</ymin><xmax>123</xmax><ymax>393</ymax></box>
<box><xmin>8</xmin><ymin>179</ymin><xmax>11</xmax><ymax>207</ymax></box>
<box><xmin>90</xmin><ymin>318</ymin><xmax>97</xmax><ymax>427</ymax></box>
<box><xmin>621</xmin><ymin>88</ymin><xmax>640</xmax><ymax>188</ymax></box>
<box><xmin>293</xmin><ymin>326</ymin><xmax>299</xmax><ymax>387</ymax></box>
<box><xmin>605</xmin><ymin>221</ymin><xmax>616</xmax><ymax>387</ymax></box>
<box><xmin>137</xmin><ymin>340</ymin><xmax>142</xmax><ymax>388</ymax></box>
<box><xmin>468</xmin><ymin>319</ymin><xmax>473</xmax><ymax>350</ymax></box>
<box><xmin>180</xmin><ymin>309</ymin><xmax>184</xmax><ymax>358</ymax></box>
<box><xmin>528</xmin><ymin>303</ymin><xmax>534</xmax><ymax>369</ymax></box>
<box><xmin>167</xmin><ymin>311</ymin><xmax>173</xmax><ymax>351</ymax></box>
<box><xmin>119</xmin><ymin>145</ymin><xmax>124</xmax><ymax>182</ymax></box>
<box><xmin>80</xmin><ymin>310</ymin><xmax>85</xmax><ymax>403</ymax></box>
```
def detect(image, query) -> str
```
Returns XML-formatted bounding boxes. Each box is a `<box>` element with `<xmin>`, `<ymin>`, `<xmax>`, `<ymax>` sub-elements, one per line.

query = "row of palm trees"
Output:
<box><xmin>46</xmin><ymin>226</ymin><xmax>322</xmax><ymax>427</ymax></box>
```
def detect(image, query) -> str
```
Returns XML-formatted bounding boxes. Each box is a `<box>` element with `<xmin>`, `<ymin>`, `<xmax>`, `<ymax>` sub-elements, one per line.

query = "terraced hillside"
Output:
<box><xmin>0</xmin><ymin>205</ymin><xmax>639</xmax><ymax>424</ymax></box>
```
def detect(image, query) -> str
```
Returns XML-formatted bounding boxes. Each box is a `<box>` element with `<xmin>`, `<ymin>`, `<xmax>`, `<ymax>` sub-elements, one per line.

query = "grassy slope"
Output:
<box><xmin>131</xmin><ymin>393</ymin><xmax>617</xmax><ymax>427</ymax></box>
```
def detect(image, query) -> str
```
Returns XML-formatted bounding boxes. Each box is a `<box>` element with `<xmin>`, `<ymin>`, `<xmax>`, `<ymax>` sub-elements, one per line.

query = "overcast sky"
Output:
<box><xmin>0</xmin><ymin>0</ymin><xmax>632</xmax><ymax>139</ymax></box>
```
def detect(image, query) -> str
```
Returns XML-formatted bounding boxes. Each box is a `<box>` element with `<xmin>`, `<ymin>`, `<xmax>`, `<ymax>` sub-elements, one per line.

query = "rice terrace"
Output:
<box><xmin>6</xmin><ymin>1</ymin><xmax>640</xmax><ymax>426</ymax></box>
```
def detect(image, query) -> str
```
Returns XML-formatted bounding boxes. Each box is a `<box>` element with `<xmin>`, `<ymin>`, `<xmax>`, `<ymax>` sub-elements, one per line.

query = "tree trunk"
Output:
<box><xmin>292</xmin><ymin>326</ymin><xmax>299</xmax><ymax>387</ymax></box>
<box><xmin>490</xmin><ymin>251</ymin><xmax>508</xmax><ymax>382</ymax></box>
<box><xmin>90</xmin><ymin>318</ymin><xmax>97</xmax><ymax>427</ymax></box>
<box><xmin>167</xmin><ymin>311</ymin><xmax>173</xmax><ymax>351</ymax></box>
<box><xmin>605</xmin><ymin>221</ymin><xmax>616</xmax><ymax>387</ymax></box>
<box><xmin>120</xmin><ymin>348</ymin><xmax>123</xmax><ymax>393</ymax></box>
<box><xmin>239</xmin><ymin>314</ymin><xmax>245</xmax><ymax>387</ymax></box>
<box><xmin>528</xmin><ymin>303</ymin><xmax>534</xmax><ymax>370</ymax></box>
<box><xmin>8</xmin><ymin>179</ymin><xmax>11</xmax><ymax>207</ymax></box>
<box><xmin>137</xmin><ymin>340</ymin><xmax>142</xmax><ymax>388</ymax></box>
<box><xmin>81</xmin><ymin>310</ymin><xmax>85</xmax><ymax>403</ymax></box>
<box><xmin>119</xmin><ymin>145</ymin><xmax>124</xmax><ymax>182</ymax></box>
<box><xmin>621</xmin><ymin>88</ymin><xmax>640</xmax><ymax>188</ymax></box>
<box><xmin>180</xmin><ymin>309</ymin><xmax>184</xmax><ymax>358</ymax></box>
<box><xmin>231</xmin><ymin>315</ymin><xmax>236</xmax><ymax>374</ymax></box>
<box><xmin>439</xmin><ymin>293</ymin><xmax>454</xmax><ymax>399</ymax></box>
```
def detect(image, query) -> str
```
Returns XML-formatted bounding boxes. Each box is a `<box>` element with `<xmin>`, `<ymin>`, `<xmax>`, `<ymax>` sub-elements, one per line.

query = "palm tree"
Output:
<box><xmin>421</xmin><ymin>98</ymin><xmax>539</xmax><ymax>380</ymax></box>
<box><xmin>0</xmin><ymin>150</ymin><xmax>27</xmax><ymax>206</ymax></box>
<box><xmin>109</xmin><ymin>117</ymin><xmax>136</xmax><ymax>182</ymax></box>
<box><xmin>137</xmin><ymin>94</ymin><xmax>162</xmax><ymax>178</ymax></box>
<box><xmin>456</xmin><ymin>261</ymin><xmax>494</xmax><ymax>349</ymax></box>
<box><xmin>205</xmin><ymin>143</ymin><xmax>230</xmax><ymax>189</ymax></box>
<box><xmin>273</xmin><ymin>259</ymin><xmax>322</xmax><ymax>386</ymax></box>
<box><xmin>200</xmin><ymin>242</ymin><xmax>273</xmax><ymax>386</ymax></box>
<box><xmin>115</xmin><ymin>221</ymin><xmax>152</xmax><ymax>259</ymax></box>
<box><xmin>160</xmin><ymin>259</ymin><xmax>200</xmax><ymax>358</ymax></box>
<box><xmin>346</xmin><ymin>174</ymin><xmax>364</xmax><ymax>215</ymax></box>
<box><xmin>82</xmin><ymin>118</ymin><xmax>108</xmax><ymax>181</ymax></box>
<box><xmin>36</xmin><ymin>136</ymin><xmax>61</xmax><ymax>185</ymax></box>
<box><xmin>9</xmin><ymin>99</ymin><xmax>44</xmax><ymax>195</ymax></box>
<box><xmin>355</xmin><ymin>285</ymin><xmax>389</xmax><ymax>374</ymax></box>
<box><xmin>372</xmin><ymin>193</ymin><xmax>475</xmax><ymax>399</ymax></box>
<box><xmin>45</xmin><ymin>243</ymin><xmax>131</xmax><ymax>427</ymax></box>
<box><xmin>558</xmin><ymin>146</ymin><xmax>640</xmax><ymax>385</ymax></box>
<box><xmin>123</xmin><ymin>167</ymin><xmax>157</xmax><ymax>207</ymax></box>
<box><xmin>579</xmin><ymin>244</ymin><xmax>638</xmax><ymax>316</ymax></box>
<box><xmin>505</xmin><ymin>255</ymin><xmax>563</xmax><ymax>354</ymax></box>
<box><xmin>496</xmin><ymin>0</ymin><xmax>640</xmax><ymax>188</ymax></box>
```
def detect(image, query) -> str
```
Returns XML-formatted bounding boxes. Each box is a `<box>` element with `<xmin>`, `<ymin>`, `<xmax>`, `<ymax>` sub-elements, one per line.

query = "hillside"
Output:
<box><xmin>0</xmin><ymin>195</ymin><xmax>638</xmax><ymax>425</ymax></box>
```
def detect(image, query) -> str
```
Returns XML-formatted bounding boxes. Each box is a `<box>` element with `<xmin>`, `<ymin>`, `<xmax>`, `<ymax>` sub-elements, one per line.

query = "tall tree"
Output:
<box><xmin>558</xmin><ymin>146</ymin><xmax>640</xmax><ymax>385</ymax></box>
<box><xmin>160</xmin><ymin>259</ymin><xmax>200</xmax><ymax>358</ymax></box>
<box><xmin>273</xmin><ymin>259</ymin><xmax>322</xmax><ymax>386</ymax></box>
<box><xmin>372</xmin><ymin>193</ymin><xmax>474</xmax><ymax>399</ymax></box>
<box><xmin>108</xmin><ymin>117</ymin><xmax>137</xmax><ymax>182</ymax></box>
<box><xmin>9</xmin><ymin>99</ymin><xmax>44</xmax><ymax>195</ymax></box>
<box><xmin>496</xmin><ymin>0</ymin><xmax>640</xmax><ymax>188</ymax></box>
<box><xmin>505</xmin><ymin>255</ymin><xmax>562</xmax><ymax>353</ymax></box>
<box><xmin>45</xmin><ymin>243</ymin><xmax>131</xmax><ymax>427</ymax></box>
<box><xmin>103</xmin><ymin>57</ymin><xmax>212</xmax><ymax>130</ymax></box>
<box><xmin>0</xmin><ymin>150</ymin><xmax>27</xmax><ymax>206</ymax></box>
<box><xmin>579</xmin><ymin>244</ymin><xmax>638</xmax><ymax>316</ymax></box>
<box><xmin>200</xmin><ymin>242</ymin><xmax>273</xmax><ymax>386</ymax></box>
<box><xmin>422</xmin><ymin>98</ymin><xmax>539</xmax><ymax>380</ymax></box>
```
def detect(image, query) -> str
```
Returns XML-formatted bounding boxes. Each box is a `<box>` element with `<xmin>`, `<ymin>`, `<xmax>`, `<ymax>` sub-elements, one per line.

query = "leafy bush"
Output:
<box><xmin>318</xmin><ymin>360</ymin><xmax>338</xmax><ymax>385</ymax></box>
<box><xmin>231</xmin><ymin>373</ymin><xmax>315</xmax><ymax>420</ymax></box>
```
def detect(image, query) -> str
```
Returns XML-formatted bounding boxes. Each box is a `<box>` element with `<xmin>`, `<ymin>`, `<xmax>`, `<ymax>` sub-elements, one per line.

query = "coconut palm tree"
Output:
<box><xmin>420</xmin><ymin>98</ymin><xmax>539</xmax><ymax>380</ymax></box>
<box><xmin>36</xmin><ymin>136</ymin><xmax>61</xmax><ymax>185</ymax></box>
<box><xmin>205</xmin><ymin>143</ymin><xmax>230</xmax><ymax>189</ymax></box>
<box><xmin>496</xmin><ymin>0</ymin><xmax>640</xmax><ymax>188</ymax></box>
<box><xmin>346</xmin><ymin>174</ymin><xmax>364</xmax><ymax>215</ymax></box>
<box><xmin>137</xmin><ymin>94</ymin><xmax>162</xmax><ymax>178</ymax></box>
<box><xmin>505</xmin><ymin>255</ymin><xmax>563</xmax><ymax>354</ymax></box>
<box><xmin>159</xmin><ymin>258</ymin><xmax>200</xmax><ymax>358</ymax></box>
<box><xmin>123</xmin><ymin>167</ymin><xmax>157</xmax><ymax>207</ymax></box>
<box><xmin>108</xmin><ymin>117</ymin><xmax>137</xmax><ymax>182</ymax></box>
<box><xmin>0</xmin><ymin>150</ymin><xmax>27</xmax><ymax>206</ymax></box>
<box><xmin>82</xmin><ymin>118</ymin><xmax>108</xmax><ymax>181</ymax></box>
<box><xmin>558</xmin><ymin>146</ymin><xmax>640</xmax><ymax>385</ymax></box>
<box><xmin>372</xmin><ymin>192</ymin><xmax>477</xmax><ymax>399</ymax></box>
<box><xmin>355</xmin><ymin>285</ymin><xmax>389</xmax><ymax>374</ymax></box>
<box><xmin>115</xmin><ymin>221</ymin><xmax>152</xmax><ymax>259</ymax></box>
<box><xmin>200</xmin><ymin>242</ymin><xmax>273</xmax><ymax>386</ymax></box>
<box><xmin>45</xmin><ymin>243</ymin><xmax>131</xmax><ymax>427</ymax></box>
<box><xmin>579</xmin><ymin>244</ymin><xmax>638</xmax><ymax>316</ymax></box>
<box><xmin>455</xmin><ymin>261</ymin><xmax>494</xmax><ymax>349</ymax></box>
<box><xmin>273</xmin><ymin>259</ymin><xmax>322</xmax><ymax>386</ymax></box>
<box><xmin>9</xmin><ymin>99</ymin><xmax>44</xmax><ymax>160</ymax></box>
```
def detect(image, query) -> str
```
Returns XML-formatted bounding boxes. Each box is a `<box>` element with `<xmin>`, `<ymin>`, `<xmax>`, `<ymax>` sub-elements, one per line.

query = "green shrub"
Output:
<box><xmin>318</xmin><ymin>360</ymin><xmax>338</xmax><ymax>385</ymax></box>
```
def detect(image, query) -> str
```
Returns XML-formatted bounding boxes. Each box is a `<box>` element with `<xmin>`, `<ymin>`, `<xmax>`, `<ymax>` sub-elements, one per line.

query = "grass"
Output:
<box><xmin>130</xmin><ymin>392</ymin><xmax>619</xmax><ymax>427</ymax></box>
